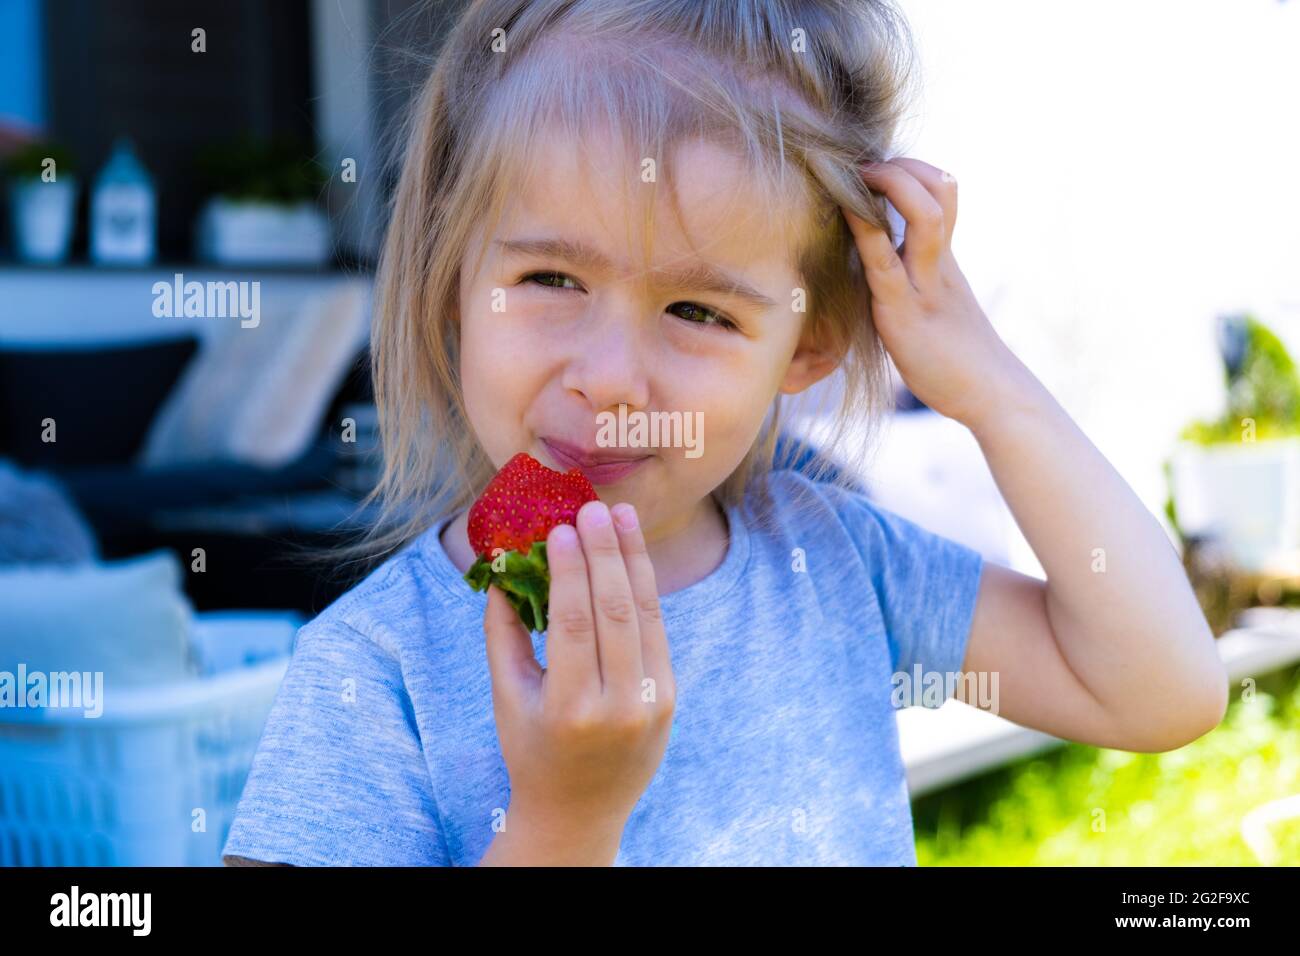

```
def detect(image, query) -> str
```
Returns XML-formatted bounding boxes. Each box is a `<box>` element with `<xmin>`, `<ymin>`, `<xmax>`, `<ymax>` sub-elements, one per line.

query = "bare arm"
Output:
<box><xmin>957</xmin><ymin>355</ymin><xmax>1228</xmax><ymax>752</ymax></box>
<box><xmin>844</xmin><ymin>157</ymin><xmax>1227</xmax><ymax>753</ymax></box>
<box><xmin>475</xmin><ymin>800</ymin><xmax>624</xmax><ymax>865</ymax></box>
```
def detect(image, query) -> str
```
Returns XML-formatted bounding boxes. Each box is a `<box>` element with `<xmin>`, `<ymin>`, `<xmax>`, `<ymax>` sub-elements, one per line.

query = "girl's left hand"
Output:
<box><xmin>842</xmin><ymin>158</ymin><xmax>1031</xmax><ymax>431</ymax></box>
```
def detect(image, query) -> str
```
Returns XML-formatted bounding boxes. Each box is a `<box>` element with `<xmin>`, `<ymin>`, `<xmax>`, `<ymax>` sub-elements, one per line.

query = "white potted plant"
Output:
<box><xmin>5</xmin><ymin>141</ymin><xmax>78</xmax><ymax>264</ymax></box>
<box><xmin>193</xmin><ymin>136</ymin><xmax>331</xmax><ymax>267</ymax></box>
<box><xmin>1167</xmin><ymin>314</ymin><xmax>1300</xmax><ymax>572</ymax></box>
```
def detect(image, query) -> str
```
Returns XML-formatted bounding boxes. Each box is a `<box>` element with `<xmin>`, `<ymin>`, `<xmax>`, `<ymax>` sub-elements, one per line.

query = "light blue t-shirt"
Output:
<box><xmin>222</xmin><ymin>468</ymin><xmax>985</xmax><ymax>866</ymax></box>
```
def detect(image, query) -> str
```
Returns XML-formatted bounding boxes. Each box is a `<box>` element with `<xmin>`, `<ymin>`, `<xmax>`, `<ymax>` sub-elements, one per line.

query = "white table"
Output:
<box><xmin>899</xmin><ymin>608</ymin><xmax>1300</xmax><ymax>797</ymax></box>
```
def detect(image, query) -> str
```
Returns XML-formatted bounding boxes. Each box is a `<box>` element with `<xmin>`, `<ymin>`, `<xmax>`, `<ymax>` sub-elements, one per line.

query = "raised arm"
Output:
<box><xmin>844</xmin><ymin>156</ymin><xmax>1227</xmax><ymax>752</ymax></box>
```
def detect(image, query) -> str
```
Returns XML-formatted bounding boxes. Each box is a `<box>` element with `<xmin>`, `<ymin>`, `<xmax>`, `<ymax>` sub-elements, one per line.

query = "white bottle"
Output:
<box><xmin>91</xmin><ymin>138</ymin><xmax>156</xmax><ymax>265</ymax></box>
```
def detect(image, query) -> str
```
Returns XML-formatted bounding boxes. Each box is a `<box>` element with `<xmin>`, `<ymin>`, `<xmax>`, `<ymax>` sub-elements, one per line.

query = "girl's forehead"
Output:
<box><xmin>494</xmin><ymin>126</ymin><xmax>811</xmax><ymax>281</ymax></box>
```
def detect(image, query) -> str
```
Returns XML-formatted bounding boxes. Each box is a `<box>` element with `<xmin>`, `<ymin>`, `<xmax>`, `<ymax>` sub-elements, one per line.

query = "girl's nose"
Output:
<box><xmin>560</xmin><ymin>311</ymin><xmax>651</xmax><ymax>412</ymax></box>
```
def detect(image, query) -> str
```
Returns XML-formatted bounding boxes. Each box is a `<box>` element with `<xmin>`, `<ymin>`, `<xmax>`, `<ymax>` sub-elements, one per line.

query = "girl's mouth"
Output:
<box><xmin>539</xmin><ymin>437</ymin><xmax>652</xmax><ymax>485</ymax></box>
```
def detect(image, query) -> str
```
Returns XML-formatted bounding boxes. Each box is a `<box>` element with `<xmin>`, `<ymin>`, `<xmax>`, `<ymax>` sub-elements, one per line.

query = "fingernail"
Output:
<box><xmin>551</xmin><ymin>524</ymin><xmax>578</xmax><ymax>550</ymax></box>
<box><xmin>584</xmin><ymin>501</ymin><xmax>610</xmax><ymax>527</ymax></box>
<box><xmin>613</xmin><ymin>503</ymin><xmax>638</xmax><ymax>531</ymax></box>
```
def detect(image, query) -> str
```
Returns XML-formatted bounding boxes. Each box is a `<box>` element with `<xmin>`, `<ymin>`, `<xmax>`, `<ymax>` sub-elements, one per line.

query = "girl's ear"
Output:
<box><xmin>779</xmin><ymin>333</ymin><xmax>843</xmax><ymax>396</ymax></box>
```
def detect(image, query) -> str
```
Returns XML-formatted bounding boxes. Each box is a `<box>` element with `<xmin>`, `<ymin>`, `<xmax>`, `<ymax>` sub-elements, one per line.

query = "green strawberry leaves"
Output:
<box><xmin>464</xmin><ymin>540</ymin><xmax>552</xmax><ymax>633</ymax></box>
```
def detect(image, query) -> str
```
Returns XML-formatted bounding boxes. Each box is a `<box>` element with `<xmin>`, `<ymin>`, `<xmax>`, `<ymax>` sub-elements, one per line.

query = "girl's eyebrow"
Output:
<box><xmin>494</xmin><ymin>236</ymin><xmax>777</xmax><ymax>310</ymax></box>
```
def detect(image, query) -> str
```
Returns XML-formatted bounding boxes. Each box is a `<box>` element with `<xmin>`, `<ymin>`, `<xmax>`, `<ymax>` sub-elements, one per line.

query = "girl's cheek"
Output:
<box><xmin>479</xmin><ymin>294</ymin><xmax>571</xmax><ymax>342</ymax></box>
<box><xmin>661</xmin><ymin>325</ymin><xmax>746</xmax><ymax>366</ymax></box>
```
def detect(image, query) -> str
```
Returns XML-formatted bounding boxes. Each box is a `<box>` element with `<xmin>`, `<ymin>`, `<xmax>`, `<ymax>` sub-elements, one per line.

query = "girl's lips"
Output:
<box><xmin>540</xmin><ymin>438</ymin><xmax>651</xmax><ymax>484</ymax></box>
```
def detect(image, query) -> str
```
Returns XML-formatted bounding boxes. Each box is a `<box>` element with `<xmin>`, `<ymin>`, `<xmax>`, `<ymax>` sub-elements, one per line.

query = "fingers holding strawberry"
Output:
<box><xmin>607</xmin><ymin>502</ymin><xmax>673</xmax><ymax>710</ymax></box>
<box><xmin>548</xmin><ymin>499</ymin><xmax>673</xmax><ymax>711</ymax></box>
<box><xmin>525</xmin><ymin>499</ymin><xmax>674</xmax><ymax>826</ymax></box>
<box><xmin>473</xmin><ymin>454</ymin><xmax>675</xmax><ymax>843</ymax></box>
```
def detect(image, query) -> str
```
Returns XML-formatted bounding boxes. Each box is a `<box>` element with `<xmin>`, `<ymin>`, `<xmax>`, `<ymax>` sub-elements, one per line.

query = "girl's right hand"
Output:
<box><xmin>481</xmin><ymin>499</ymin><xmax>676</xmax><ymax>864</ymax></box>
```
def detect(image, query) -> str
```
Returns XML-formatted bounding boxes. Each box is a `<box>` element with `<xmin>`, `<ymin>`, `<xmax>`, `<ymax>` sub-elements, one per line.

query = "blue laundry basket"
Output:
<box><xmin>0</xmin><ymin>613</ymin><xmax>296</xmax><ymax>866</ymax></box>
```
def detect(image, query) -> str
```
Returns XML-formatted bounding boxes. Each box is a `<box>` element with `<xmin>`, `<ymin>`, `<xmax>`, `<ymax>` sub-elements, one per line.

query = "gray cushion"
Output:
<box><xmin>0</xmin><ymin>459</ymin><xmax>97</xmax><ymax>564</ymax></box>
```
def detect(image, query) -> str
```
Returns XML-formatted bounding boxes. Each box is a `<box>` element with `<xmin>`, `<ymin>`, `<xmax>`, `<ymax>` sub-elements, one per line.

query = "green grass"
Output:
<box><xmin>912</xmin><ymin>665</ymin><xmax>1300</xmax><ymax>865</ymax></box>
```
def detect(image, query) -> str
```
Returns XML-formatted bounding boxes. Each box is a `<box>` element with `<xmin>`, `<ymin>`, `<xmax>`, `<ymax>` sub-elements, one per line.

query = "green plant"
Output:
<box><xmin>2</xmin><ymin>140</ymin><xmax>76</xmax><ymax>180</ymax></box>
<box><xmin>1161</xmin><ymin>458</ymin><xmax>1180</xmax><ymax>541</ymax></box>
<box><xmin>193</xmin><ymin>135</ymin><xmax>327</xmax><ymax>206</ymax></box>
<box><xmin>1180</xmin><ymin>314</ymin><xmax>1300</xmax><ymax>445</ymax></box>
<box><xmin>913</xmin><ymin>664</ymin><xmax>1300</xmax><ymax>865</ymax></box>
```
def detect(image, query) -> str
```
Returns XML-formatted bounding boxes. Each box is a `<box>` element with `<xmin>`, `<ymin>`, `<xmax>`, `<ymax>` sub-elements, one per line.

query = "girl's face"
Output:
<box><xmin>457</xmin><ymin>126</ymin><xmax>838</xmax><ymax>539</ymax></box>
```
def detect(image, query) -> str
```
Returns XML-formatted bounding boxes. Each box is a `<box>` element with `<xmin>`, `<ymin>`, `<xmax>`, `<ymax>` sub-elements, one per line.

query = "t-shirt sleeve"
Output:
<box><xmin>843</xmin><ymin>491</ymin><xmax>986</xmax><ymax>709</ymax></box>
<box><xmin>221</xmin><ymin>617</ymin><xmax>452</xmax><ymax>865</ymax></box>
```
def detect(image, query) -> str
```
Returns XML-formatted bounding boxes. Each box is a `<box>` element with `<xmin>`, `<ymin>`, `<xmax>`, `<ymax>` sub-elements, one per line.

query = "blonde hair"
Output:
<box><xmin>345</xmin><ymin>0</ymin><xmax>919</xmax><ymax>573</ymax></box>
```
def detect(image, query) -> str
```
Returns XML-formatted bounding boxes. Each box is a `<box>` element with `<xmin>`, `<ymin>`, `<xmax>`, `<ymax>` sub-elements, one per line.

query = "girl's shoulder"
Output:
<box><xmin>753</xmin><ymin>467</ymin><xmax>985</xmax><ymax>691</ymax></box>
<box><xmin>294</xmin><ymin>522</ymin><xmax>480</xmax><ymax>663</ymax></box>
<box><xmin>743</xmin><ymin>466</ymin><xmax>882</xmax><ymax>539</ymax></box>
<box><xmin>748</xmin><ymin>466</ymin><xmax>982</xmax><ymax>577</ymax></box>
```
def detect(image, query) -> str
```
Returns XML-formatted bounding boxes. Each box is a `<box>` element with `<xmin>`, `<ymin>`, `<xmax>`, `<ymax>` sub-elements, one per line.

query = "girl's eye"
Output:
<box><xmin>524</xmin><ymin>271</ymin><xmax>582</xmax><ymax>292</ymax></box>
<box><xmin>667</xmin><ymin>301</ymin><xmax>738</xmax><ymax>332</ymax></box>
<box><xmin>521</xmin><ymin>271</ymin><xmax>738</xmax><ymax>332</ymax></box>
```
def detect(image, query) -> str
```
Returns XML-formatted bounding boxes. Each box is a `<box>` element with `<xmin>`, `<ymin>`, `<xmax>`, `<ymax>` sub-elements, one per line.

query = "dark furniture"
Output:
<box><xmin>0</xmin><ymin>337</ymin><xmax>373</xmax><ymax>615</ymax></box>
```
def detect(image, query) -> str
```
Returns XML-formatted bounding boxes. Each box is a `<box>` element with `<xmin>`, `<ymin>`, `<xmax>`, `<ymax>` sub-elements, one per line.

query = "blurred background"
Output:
<box><xmin>0</xmin><ymin>0</ymin><xmax>1298</xmax><ymax>866</ymax></box>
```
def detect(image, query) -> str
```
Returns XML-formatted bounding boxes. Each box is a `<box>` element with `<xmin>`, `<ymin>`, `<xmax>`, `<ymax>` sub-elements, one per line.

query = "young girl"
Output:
<box><xmin>222</xmin><ymin>0</ymin><xmax>1226</xmax><ymax>866</ymax></box>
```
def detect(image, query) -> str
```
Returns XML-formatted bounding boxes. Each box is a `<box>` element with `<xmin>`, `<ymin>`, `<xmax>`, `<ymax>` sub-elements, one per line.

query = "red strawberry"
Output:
<box><xmin>463</xmin><ymin>452</ymin><xmax>599</xmax><ymax>632</ymax></box>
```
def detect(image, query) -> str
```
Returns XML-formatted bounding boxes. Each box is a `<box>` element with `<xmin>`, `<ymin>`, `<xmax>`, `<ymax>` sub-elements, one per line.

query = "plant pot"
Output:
<box><xmin>1169</xmin><ymin>436</ymin><xmax>1300</xmax><ymax>572</ymax></box>
<box><xmin>8</xmin><ymin>177</ymin><xmax>78</xmax><ymax>264</ymax></box>
<box><xmin>195</xmin><ymin>197</ymin><xmax>330</xmax><ymax>267</ymax></box>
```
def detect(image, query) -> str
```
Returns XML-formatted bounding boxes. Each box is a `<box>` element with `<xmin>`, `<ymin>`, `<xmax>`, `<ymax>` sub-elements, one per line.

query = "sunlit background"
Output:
<box><xmin>886</xmin><ymin>0</ymin><xmax>1300</xmax><ymax>574</ymax></box>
